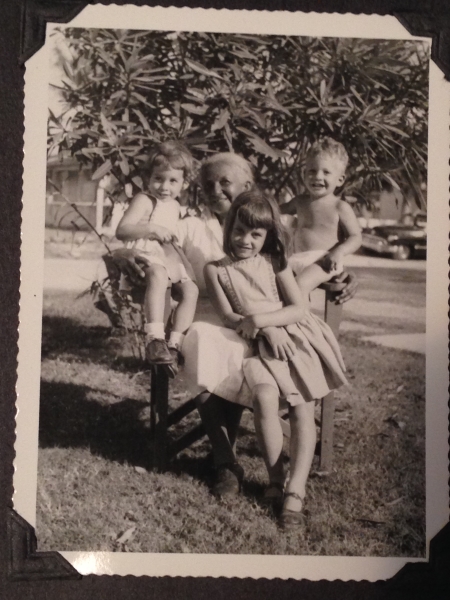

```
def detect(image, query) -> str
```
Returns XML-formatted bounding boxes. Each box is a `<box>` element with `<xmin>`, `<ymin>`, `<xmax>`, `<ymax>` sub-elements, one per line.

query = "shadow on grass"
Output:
<box><xmin>39</xmin><ymin>379</ymin><xmax>152</xmax><ymax>469</ymax></box>
<box><xmin>170</xmin><ymin>448</ymin><xmax>268</xmax><ymax>508</ymax></box>
<box><xmin>39</xmin><ymin>379</ymin><xmax>221</xmax><ymax>487</ymax></box>
<box><xmin>42</xmin><ymin>315</ymin><xmax>144</xmax><ymax>372</ymax></box>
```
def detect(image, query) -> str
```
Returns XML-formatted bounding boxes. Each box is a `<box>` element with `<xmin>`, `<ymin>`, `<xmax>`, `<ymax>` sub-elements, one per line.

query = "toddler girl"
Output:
<box><xmin>116</xmin><ymin>141</ymin><xmax>198</xmax><ymax>374</ymax></box>
<box><xmin>281</xmin><ymin>137</ymin><xmax>362</xmax><ymax>294</ymax></box>
<box><xmin>204</xmin><ymin>190</ymin><xmax>347</xmax><ymax>527</ymax></box>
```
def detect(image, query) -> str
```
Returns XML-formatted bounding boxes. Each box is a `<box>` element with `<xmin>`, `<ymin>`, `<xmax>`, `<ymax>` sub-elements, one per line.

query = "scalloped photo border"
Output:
<box><xmin>15</xmin><ymin>4</ymin><xmax>449</xmax><ymax>581</ymax></box>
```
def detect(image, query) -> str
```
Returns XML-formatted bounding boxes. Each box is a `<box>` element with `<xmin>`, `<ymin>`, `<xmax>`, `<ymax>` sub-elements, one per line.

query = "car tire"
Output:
<box><xmin>392</xmin><ymin>245</ymin><xmax>411</xmax><ymax>260</ymax></box>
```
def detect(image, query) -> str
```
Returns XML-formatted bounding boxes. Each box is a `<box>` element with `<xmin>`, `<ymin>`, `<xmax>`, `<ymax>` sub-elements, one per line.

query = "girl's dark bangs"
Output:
<box><xmin>236</xmin><ymin>203</ymin><xmax>273</xmax><ymax>230</ymax></box>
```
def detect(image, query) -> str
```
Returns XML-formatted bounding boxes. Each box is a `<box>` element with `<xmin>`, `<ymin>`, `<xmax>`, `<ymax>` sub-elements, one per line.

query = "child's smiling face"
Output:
<box><xmin>148</xmin><ymin>165</ymin><xmax>187</xmax><ymax>202</ymax></box>
<box><xmin>230</xmin><ymin>216</ymin><xmax>268</xmax><ymax>260</ymax></box>
<box><xmin>304</xmin><ymin>153</ymin><xmax>346</xmax><ymax>199</ymax></box>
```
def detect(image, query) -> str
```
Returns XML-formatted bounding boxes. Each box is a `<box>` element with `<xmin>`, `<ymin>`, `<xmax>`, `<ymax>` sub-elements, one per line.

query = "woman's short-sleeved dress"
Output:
<box><xmin>179</xmin><ymin>212</ymin><xmax>253</xmax><ymax>405</ymax></box>
<box><xmin>216</xmin><ymin>254</ymin><xmax>347</xmax><ymax>406</ymax></box>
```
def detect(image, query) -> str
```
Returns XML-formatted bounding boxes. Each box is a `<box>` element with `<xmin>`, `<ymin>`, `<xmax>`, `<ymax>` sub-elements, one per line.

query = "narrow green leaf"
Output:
<box><xmin>236</xmin><ymin>127</ymin><xmax>287</xmax><ymax>160</ymax></box>
<box><xmin>320</xmin><ymin>79</ymin><xmax>326</xmax><ymax>102</ymax></box>
<box><xmin>181</xmin><ymin>103</ymin><xmax>208</xmax><ymax>115</ymax></box>
<box><xmin>92</xmin><ymin>159</ymin><xmax>113</xmax><ymax>180</ymax></box>
<box><xmin>184</xmin><ymin>57</ymin><xmax>223</xmax><ymax>80</ymax></box>
<box><xmin>132</xmin><ymin>108</ymin><xmax>151</xmax><ymax>132</ymax></box>
<box><xmin>119</xmin><ymin>158</ymin><xmax>130</xmax><ymax>176</ymax></box>
<box><xmin>100</xmin><ymin>113</ymin><xmax>117</xmax><ymax>144</ymax></box>
<box><xmin>211</xmin><ymin>109</ymin><xmax>230</xmax><ymax>132</ymax></box>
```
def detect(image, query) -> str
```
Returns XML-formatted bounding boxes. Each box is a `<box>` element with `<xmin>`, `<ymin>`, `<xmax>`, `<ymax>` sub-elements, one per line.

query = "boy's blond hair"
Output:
<box><xmin>306</xmin><ymin>137</ymin><xmax>349</xmax><ymax>172</ymax></box>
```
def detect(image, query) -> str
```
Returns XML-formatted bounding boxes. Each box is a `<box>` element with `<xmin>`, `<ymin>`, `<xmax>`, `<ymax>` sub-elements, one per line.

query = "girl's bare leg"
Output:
<box><xmin>252</xmin><ymin>384</ymin><xmax>285</xmax><ymax>486</ymax></box>
<box><xmin>285</xmin><ymin>400</ymin><xmax>316</xmax><ymax>511</ymax></box>
<box><xmin>171</xmin><ymin>280</ymin><xmax>199</xmax><ymax>334</ymax></box>
<box><xmin>143</xmin><ymin>264</ymin><xmax>169</xmax><ymax>323</ymax></box>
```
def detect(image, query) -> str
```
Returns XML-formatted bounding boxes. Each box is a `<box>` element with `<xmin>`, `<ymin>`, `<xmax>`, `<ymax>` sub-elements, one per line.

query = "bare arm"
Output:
<box><xmin>204</xmin><ymin>262</ymin><xmax>243</xmax><ymax>330</ymax></box>
<box><xmin>248</xmin><ymin>267</ymin><xmax>306</xmax><ymax>329</ymax></box>
<box><xmin>334</xmin><ymin>201</ymin><xmax>362</xmax><ymax>257</ymax></box>
<box><xmin>116</xmin><ymin>193</ymin><xmax>175</xmax><ymax>243</ymax></box>
<box><xmin>321</xmin><ymin>201</ymin><xmax>361</xmax><ymax>273</ymax></box>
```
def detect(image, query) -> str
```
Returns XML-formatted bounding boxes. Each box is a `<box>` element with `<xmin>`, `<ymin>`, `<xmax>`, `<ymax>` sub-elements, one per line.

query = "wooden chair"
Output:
<box><xmin>149</xmin><ymin>278</ymin><xmax>346</xmax><ymax>472</ymax></box>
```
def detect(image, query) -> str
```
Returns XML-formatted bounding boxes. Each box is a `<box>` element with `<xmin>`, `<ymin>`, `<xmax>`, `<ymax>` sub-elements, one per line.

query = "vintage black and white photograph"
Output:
<box><xmin>14</xmin><ymin>5</ymin><xmax>449</xmax><ymax>580</ymax></box>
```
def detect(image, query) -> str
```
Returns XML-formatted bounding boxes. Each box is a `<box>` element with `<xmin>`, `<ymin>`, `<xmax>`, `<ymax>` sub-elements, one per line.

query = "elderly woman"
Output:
<box><xmin>114</xmin><ymin>152</ymin><xmax>356</xmax><ymax>496</ymax></box>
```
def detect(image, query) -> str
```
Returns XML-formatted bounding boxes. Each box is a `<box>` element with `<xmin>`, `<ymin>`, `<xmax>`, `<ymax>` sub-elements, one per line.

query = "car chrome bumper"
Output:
<box><xmin>361</xmin><ymin>235</ymin><xmax>397</xmax><ymax>254</ymax></box>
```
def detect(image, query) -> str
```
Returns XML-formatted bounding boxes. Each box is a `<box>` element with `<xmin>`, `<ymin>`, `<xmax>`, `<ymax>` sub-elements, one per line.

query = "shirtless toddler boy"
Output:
<box><xmin>281</xmin><ymin>137</ymin><xmax>362</xmax><ymax>293</ymax></box>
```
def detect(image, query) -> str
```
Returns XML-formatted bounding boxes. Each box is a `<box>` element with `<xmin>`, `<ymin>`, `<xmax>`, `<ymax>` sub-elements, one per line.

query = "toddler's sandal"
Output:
<box><xmin>278</xmin><ymin>492</ymin><xmax>306</xmax><ymax>529</ymax></box>
<box><xmin>163</xmin><ymin>348</ymin><xmax>183</xmax><ymax>379</ymax></box>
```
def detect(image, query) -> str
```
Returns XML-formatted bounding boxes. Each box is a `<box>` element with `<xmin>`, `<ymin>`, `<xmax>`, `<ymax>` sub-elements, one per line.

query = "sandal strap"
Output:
<box><xmin>284</xmin><ymin>492</ymin><xmax>304</xmax><ymax>504</ymax></box>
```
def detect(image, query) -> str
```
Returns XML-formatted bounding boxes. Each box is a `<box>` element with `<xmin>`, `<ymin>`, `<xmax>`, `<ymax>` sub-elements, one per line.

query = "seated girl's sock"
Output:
<box><xmin>144</xmin><ymin>322</ymin><xmax>165</xmax><ymax>341</ymax></box>
<box><xmin>168</xmin><ymin>331</ymin><xmax>185</xmax><ymax>349</ymax></box>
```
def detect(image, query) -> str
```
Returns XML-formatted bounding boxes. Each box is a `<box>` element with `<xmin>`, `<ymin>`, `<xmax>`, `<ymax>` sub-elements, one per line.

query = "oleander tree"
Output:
<box><xmin>48</xmin><ymin>28</ymin><xmax>429</xmax><ymax>209</ymax></box>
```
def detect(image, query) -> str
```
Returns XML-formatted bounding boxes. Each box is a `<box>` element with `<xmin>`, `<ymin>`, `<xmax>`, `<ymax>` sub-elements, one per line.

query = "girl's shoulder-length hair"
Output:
<box><xmin>223</xmin><ymin>189</ymin><xmax>291</xmax><ymax>270</ymax></box>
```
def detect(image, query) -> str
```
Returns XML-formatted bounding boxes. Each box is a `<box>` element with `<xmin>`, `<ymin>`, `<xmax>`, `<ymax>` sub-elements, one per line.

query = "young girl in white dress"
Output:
<box><xmin>204</xmin><ymin>190</ymin><xmax>347</xmax><ymax>527</ymax></box>
<box><xmin>116</xmin><ymin>141</ymin><xmax>198</xmax><ymax>374</ymax></box>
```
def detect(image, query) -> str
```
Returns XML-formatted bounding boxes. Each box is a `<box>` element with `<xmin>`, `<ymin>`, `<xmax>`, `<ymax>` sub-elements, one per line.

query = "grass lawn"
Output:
<box><xmin>36</xmin><ymin>288</ymin><xmax>425</xmax><ymax>557</ymax></box>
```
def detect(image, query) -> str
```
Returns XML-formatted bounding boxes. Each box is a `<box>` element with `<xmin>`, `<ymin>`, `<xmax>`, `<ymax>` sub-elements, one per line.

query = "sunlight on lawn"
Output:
<box><xmin>36</xmin><ymin>291</ymin><xmax>425</xmax><ymax>557</ymax></box>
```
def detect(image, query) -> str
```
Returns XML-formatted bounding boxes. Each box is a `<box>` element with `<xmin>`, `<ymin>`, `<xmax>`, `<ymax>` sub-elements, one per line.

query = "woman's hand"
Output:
<box><xmin>261</xmin><ymin>326</ymin><xmax>296</xmax><ymax>361</ymax></box>
<box><xmin>333</xmin><ymin>270</ymin><xmax>358</xmax><ymax>304</ymax></box>
<box><xmin>111</xmin><ymin>248</ymin><xmax>147</xmax><ymax>287</ymax></box>
<box><xmin>236</xmin><ymin>316</ymin><xmax>259</xmax><ymax>339</ymax></box>
<box><xmin>148</xmin><ymin>224</ymin><xmax>176</xmax><ymax>243</ymax></box>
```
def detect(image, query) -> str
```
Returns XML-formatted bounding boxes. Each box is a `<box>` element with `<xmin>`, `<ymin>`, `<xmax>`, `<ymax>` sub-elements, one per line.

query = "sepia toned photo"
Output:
<box><xmin>14</xmin><ymin>5</ymin><xmax>449</xmax><ymax>581</ymax></box>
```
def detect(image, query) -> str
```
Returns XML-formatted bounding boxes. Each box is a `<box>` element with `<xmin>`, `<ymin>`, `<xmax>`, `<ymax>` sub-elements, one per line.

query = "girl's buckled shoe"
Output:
<box><xmin>278</xmin><ymin>492</ymin><xmax>306</xmax><ymax>529</ymax></box>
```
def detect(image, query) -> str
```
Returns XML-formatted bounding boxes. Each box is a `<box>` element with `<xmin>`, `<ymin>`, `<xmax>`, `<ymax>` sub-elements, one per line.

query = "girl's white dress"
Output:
<box><xmin>126</xmin><ymin>195</ymin><xmax>192</xmax><ymax>283</ymax></box>
<box><xmin>216</xmin><ymin>254</ymin><xmax>347</xmax><ymax>406</ymax></box>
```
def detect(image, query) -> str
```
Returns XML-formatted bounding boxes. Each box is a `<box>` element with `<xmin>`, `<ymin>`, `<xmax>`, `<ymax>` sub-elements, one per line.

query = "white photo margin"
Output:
<box><xmin>15</xmin><ymin>4</ymin><xmax>449</xmax><ymax>581</ymax></box>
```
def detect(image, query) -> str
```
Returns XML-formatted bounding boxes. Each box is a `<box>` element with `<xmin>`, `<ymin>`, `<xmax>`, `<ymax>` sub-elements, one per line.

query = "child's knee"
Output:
<box><xmin>144</xmin><ymin>263</ymin><xmax>168</xmax><ymax>284</ymax></box>
<box><xmin>181</xmin><ymin>280</ymin><xmax>199</xmax><ymax>302</ymax></box>
<box><xmin>252</xmin><ymin>384</ymin><xmax>279</xmax><ymax>416</ymax></box>
<box><xmin>289</xmin><ymin>401</ymin><xmax>315</xmax><ymax>426</ymax></box>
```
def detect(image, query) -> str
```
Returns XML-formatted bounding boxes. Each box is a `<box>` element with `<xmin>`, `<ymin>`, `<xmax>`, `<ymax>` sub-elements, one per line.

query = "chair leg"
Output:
<box><xmin>318</xmin><ymin>288</ymin><xmax>344</xmax><ymax>471</ymax></box>
<box><xmin>168</xmin><ymin>423</ymin><xmax>206</xmax><ymax>459</ymax></box>
<box><xmin>150</xmin><ymin>365</ymin><xmax>169</xmax><ymax>472</ymax></box>
<box><xmin>319</xmin><ymin>391</ymin><xmax>335</xmax><ymax>472</ymax></box>
<box><xmin>324</xmin><ymin>289</ymin><xmax>343</xmax><ymax>337</ymax></box>
<box><xmin>167</xmin><ymin>398</ymin><xmax>197</xmax><ymax>427</ymax></box>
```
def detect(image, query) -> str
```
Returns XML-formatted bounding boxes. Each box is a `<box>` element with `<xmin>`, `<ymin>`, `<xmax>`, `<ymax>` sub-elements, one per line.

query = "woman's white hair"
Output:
<box><xmin>200</xmin><ymin>152</ymin><xmax>254</xmax><ymax>183</ymax></box>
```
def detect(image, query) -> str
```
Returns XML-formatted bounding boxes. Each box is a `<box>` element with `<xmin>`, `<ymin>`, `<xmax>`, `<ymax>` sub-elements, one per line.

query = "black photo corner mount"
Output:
<box><xmin>20</xmin><ymin>0</ymin><xmax>88</xmax><ymax>64</ymax></box>
<box><xmin>395</xmin><ymin>10</ymin><xmax>450</xmax><ymax>80</ymax></box>
<box><xmin>7</xmin><ymin>508</ymin><xmax>81</xmax><ymax>581</ymax></box>
<box><xmin>10</xmin><ymin>0</ymin><xmax>449</xmax><ymax>595</ymax></box>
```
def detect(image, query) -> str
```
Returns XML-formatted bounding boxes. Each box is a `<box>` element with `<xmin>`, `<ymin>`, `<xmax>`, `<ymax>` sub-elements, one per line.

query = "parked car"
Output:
<box><xmin>361</xmin><ymin>213</ymin><xmax>427</xmax><ymax>260</ymax></box>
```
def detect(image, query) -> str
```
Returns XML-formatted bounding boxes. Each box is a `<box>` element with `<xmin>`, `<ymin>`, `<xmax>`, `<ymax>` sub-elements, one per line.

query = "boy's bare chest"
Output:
<box><xmin>296</xmin><ymin>201</ymin><xmax>339</xmax><ymax>229</ymax></box>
